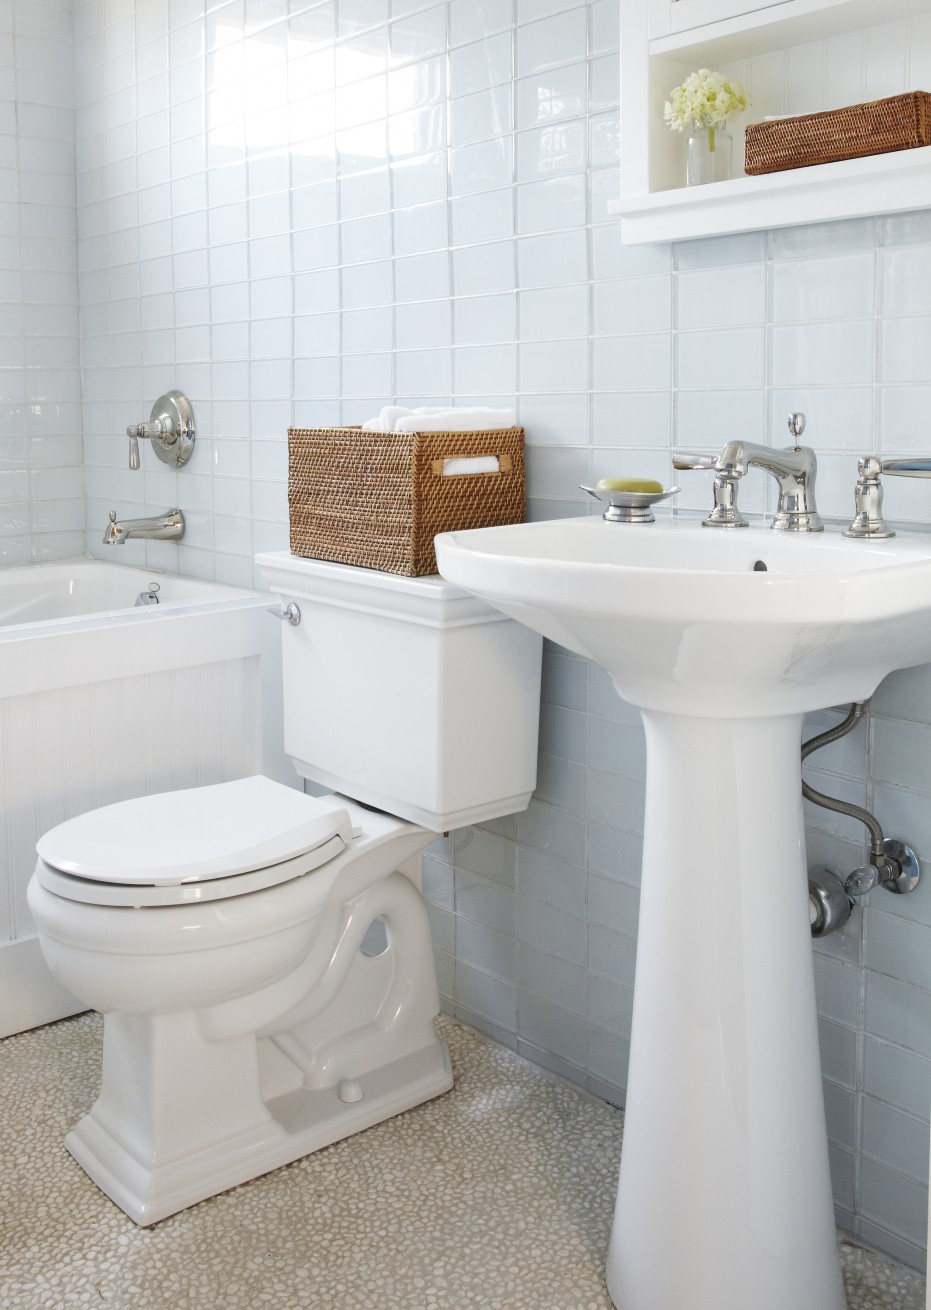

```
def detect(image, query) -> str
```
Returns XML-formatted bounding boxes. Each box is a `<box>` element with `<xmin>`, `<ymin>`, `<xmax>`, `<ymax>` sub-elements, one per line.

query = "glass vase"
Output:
<box><xmin>685</xmin><ymin>120</ymin><xmax>733</xmax><ymax>186</ymax></box>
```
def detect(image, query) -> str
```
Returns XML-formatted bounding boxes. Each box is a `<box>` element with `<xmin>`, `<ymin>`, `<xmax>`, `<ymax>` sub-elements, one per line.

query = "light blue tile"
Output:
<box><xmin>592</xmin><ymin>332</ymin><xmax>672</xmax><ymax>392</ymax></box>
<box><xmin>515</xmin><ymin>9</ymin><xmax>586</xmax><ymax>78</ymax></box>
<box><xmin>517</xmin><ymin>892</ymin><xmax>587</xmax><ymax>964</ymax></box>
<box><xmin>865</xmin><ymin>909</ymin><xmax>931</xmax><ymax>991</ymax></box>
<box><xmin>593</xmin><ymin>391</ymin><xmax>672</xmax><ymax>447</ymax></box>
<box><xmin>677</xmin><ymin>326</ymin><xmax>764</xmax><ymax>389</ymax></box>
<box><xmin>454</xmin><ymin>966</ymin><xmax>517</xmax><ymax>1031</ymax></box>
<box><xmin>818</xmin><ymin>1016</ymin><xmax>858</xmax><ymax>1088</ymax></box>
<box><xmin>678</xmin><ymin>264</ymin><xmax>765</xmax><ymax>330</ymax></box>
<box><xmin>872</xmin><ymin>715</ymin><xmax>931</xmax><ymax>791</ymax></box>
<box><xmin>881</xmin><ymin>209</ymin><xmax>931</xmax><ymax>246</ymax></box>
<box><xmin>515</xmin><ymin>59</ymin><xmax>587</xmax><ymax>131</ymax></box>
<box><xmin>587</xmin><ymin>1024</ymin><xmax>630</xmax><ymax>1090</ymax></box>
<box><xmin>883</xmin><ymin>245</ymin><xmax>931</xmax><ymax>315</ymax></box>
<box><xmin>771</xmin><ymin>252</ymin><xmax>874</xmax><ymax>322</ymax></box>
<box><xmin>434</xmin><ymin>947</ymin><xmax>454</xmax><ymax>1003</ymax></box>
<box><xmin>517</xmin><ymin>1037</ymin><xmax>586</xmax><ymax>1088</ymax></box>
<box><xmin>517</xmin><ymin>228</ymin><xmax>588</xmax><ymax>289</ymax></box>
<box><xmin>588</xmin><ymin>922</ymin><xmax>638</xmax><ymax>989</ymax></box>
<box><xmin>674</xmin><ymin>231</ymin><xmax>764</xmax><ymax>270</ymax></box>
<box><xmin>427</xmin><ymin>902</ymin><xmax>454</xmax><ymax>954</ymax></box>
<box><xmin>519</xmin><ymin>284</ymin><xmax>589</xmax><ymax>342</ymax></box>
<box><xmin>455</xmin><ymin>827</ymin><xmax>516</xmax><ymax>887</ymax></box>
<box><xmin>588</xmin><ymin>873</ymin><xmax>640</xmax><ymax>937</ymax></box>
<box><xmin>456</xmin><ymin>915</ymin><xmax>516</xmax><ymax>982</ymax></box>
<box><xmin>518</xmin><ymin>941</ymin><xmax>587</xmax><ymax>1014</ymax></box>
<box><xmin>675</xmin><ymin>389</ymin><xmax>764</xmax><ymax>447</ymax></box>
<box><xmin>518</xmin><ymin>991</ymin><xmax>587</xmax><ymax>1065</ymax></box>
<box><xmin>828</xmin><ymin>1142</ymin><xmax>856</xmax><ymax>1211</ymax></box>
<box><xmin>588</xmin><ymin>974</ymin><xmax>634</xmax><ymax>1038</ymax></box>
<box><xmin>862</xmin><ymin>1096</ymin><xmax>930</xmax><ymax>1185</ymax></box>
<box><xmin>589</xmin><ymin>717</ymin><xmax>646</xmax><ymax>781</ymax></box>
<box><xmin>771</xmin><ymin>320</ymin><xmax>873</xmax><ymax>388</ymax></box>
<box><xmin>823</xmin><ymin>1078</ymin><xmax>857</xmax><ymax>1151</ymax></box>
<box><xmin>448</xmin><ymin>32</ymin><xmax>512</xmax><ymax>97</ymax></box>
<box><xmin>859</xmin><ymin>1157</ymin><xmax>929</xmax><ymax>1248</ymax></box>
<box><xmin>540</xmin><ymin>648</ymin><xmax>588</xmax><ymax>713</ymax></box>
<box><xmin>768</xmin><ymin>218</ymin><xmax>874</xmax><ymax>260</ymax></box>
<box><xmin>594</xmin><ymin>275</ymin><xmax>672</xmax><ymax>336</ymax></box>
<box><xmin>534</xmin><ymin>749</ymin><xmax>588</xmax><ymax>816</ymax></box>
<box><xmin>882</xmin><ymin>316</ymin><xmax>931</xmax><ymax>384</ymax></box>
<box><xmin>853</xmin><ymin>1218</ymin><xmax>926</xmax><ymax>1274</ymax></box>
<box><xmin>813</xmin><ymin>953</ymin><xmax>861</xmax><ymax>1028</ymax></box>
<box><xmin>516</xmin><ymin>846</ymin><xmax>586</xmax><ymax>917</ymax></box>
<box><xmin>588</xmin><ymin>768</ymin><xmax>645</xmax><ymax>834</ymax></box>
<box><xmin>866</xmin><ymin>973</ymin><xmax>931</xmax><ymax>1058</ymax></box>
<box><xmin>421</xmin><ymin>854</ymin><xmax>454</xmax><ymax>908</ymax></box>
<box><xmin>863</xmin><ymin>1034</ymin><xmax>931</xmax><ymax>1117</ymax></box>
<box><xmin>588</xmin><ymin>821</ymin><xmax>642</xmax><ymax>886</ymax></box>
<box><xmin>455</xmin><ymin>868</ymin><xmax>515</xmax><ymax>934</ymax></box>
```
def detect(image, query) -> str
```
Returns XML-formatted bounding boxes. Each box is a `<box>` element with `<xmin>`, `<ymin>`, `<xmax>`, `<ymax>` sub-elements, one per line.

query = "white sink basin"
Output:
<box><xmin>435</xmin><ymin>515</ymin><xmax>931</xmax><ymax>1310</ymax></box>
<box><xmin>435</xmin><ymin>516</ymin><xmax>931</xmax><ymax>716</ymax></box>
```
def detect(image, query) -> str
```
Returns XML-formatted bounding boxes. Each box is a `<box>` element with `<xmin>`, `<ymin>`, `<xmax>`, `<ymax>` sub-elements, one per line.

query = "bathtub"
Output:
<box><xmin>0</xmin><ymin>559</ymin><xmax>296</xmax><ymax>1038</ymax></box>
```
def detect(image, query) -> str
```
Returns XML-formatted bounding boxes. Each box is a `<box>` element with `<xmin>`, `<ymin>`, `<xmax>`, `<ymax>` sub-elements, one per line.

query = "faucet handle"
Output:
<box><xmin>672</xmin><ymin>450</ymin><xmax>718</xmax><ymax>471</ymax></box>
<box><xmin>879</xmin><ymin>457</ymin><xmax>931</xmax><ymax>477</ymax></box>
<box><xmin>124</xmin><ymin>392</ymin><xmax>196</xmax><ymax>470</ymax></box>
<box><xmin>844</xmin><ymin>453</ymin><xmax>931</xmax><ymax>539</ymax></box>
<box><xmin>671</xmin><ymin>451</ymin><xmax>748</xmax><ymax>528</ymax></box>
<box><xmin>787</xmin><ymin>412</ymin><xmax>806</xmax><ymax>444</ymax></box>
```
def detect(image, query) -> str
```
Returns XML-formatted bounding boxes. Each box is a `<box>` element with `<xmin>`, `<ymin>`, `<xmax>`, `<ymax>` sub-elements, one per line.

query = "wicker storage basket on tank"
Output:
<box><xmin>744</xmin><ymin>92</ymin><xmax>931</xmax><ymax>176</ymax></box>
<box><xmin>288</xmin><ymin>426</ymin><xmax>525</xmax><ymax>577</ymax></box>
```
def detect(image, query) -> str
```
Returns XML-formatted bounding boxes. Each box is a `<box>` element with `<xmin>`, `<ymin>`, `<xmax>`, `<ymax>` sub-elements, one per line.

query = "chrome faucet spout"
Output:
<box><xmin>103</xmin><ymin>508</ymin><xmax>185</xmax><ymax>545</ymax></box>
<box><xmin>674</xmin><ymin>414</ymin><xmax>823</xmax><ymax>532</ymax></box>
<box><xmin>717</xmin><ymin>425</ymin><xmax>822</xmax><ymax>532</ymax></box>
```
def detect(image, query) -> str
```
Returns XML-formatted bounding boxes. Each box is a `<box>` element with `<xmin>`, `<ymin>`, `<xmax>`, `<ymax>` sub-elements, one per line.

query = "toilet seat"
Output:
<box><xmin>34</xmin><ymin>775</ymin><xmax>356</xmax><ymax>908</ymax></box>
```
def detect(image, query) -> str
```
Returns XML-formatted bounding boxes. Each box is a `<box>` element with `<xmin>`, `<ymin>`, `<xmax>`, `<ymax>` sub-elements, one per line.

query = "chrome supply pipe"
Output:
<box><xmin>802</xmin><ymin>699</ymin><xmax>920</xmax><ymax>935</ymax></box>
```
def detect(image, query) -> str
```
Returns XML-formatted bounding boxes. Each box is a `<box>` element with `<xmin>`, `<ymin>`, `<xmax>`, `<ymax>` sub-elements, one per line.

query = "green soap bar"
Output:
<box><xmin>596</xmin><ymin>477</ymin><xmax>663</xmax><ymax>494</ymax></box>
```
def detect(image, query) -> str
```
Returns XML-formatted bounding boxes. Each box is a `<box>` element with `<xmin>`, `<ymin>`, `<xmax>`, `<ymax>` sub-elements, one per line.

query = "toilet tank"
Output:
<box><xmin>255</xmin><ymin>552</ymin><xmax>542</xmax><ymax>831</ymax></box>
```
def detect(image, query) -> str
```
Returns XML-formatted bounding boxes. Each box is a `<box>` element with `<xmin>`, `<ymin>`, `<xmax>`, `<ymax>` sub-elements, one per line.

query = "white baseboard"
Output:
<box><xmin>0</xmin><ymin>937</ymin><xmax>86</xmax><ymax>1038</ymax></box>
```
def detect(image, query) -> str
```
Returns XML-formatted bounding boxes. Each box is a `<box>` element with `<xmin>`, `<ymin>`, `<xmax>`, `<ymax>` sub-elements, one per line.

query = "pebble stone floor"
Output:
<box><xmin>0</xmin><ymin>1012</ymin><xmax>925</xmax><ymax>1310</ymax></box>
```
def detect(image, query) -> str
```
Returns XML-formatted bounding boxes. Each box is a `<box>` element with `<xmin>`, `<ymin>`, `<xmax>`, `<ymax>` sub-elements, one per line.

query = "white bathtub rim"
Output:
<box><xmin>0</xmin><ymin>556</ymin><xmax>270</xmax><ymax>643</ymax></box>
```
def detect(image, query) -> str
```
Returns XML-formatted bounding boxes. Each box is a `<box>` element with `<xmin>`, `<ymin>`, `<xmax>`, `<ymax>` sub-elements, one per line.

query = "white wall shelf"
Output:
<box><xmin>616</xmin><ymin>0</ymin><xmax>931</xmax><ymax>245</ymax></box>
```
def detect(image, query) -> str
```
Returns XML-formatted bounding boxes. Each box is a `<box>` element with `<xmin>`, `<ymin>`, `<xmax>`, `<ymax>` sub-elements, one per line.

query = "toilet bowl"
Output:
<box><xmin>27</xmin><ymin>556</ymin><xmax>542</xmax><ymax>1225</ymax></box>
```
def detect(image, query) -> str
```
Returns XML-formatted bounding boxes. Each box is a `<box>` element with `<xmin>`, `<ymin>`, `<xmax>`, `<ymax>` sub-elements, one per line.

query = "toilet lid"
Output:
<box><xmin>36</xmin><ymin>776</ymin><xmax>355</xmax><ymax>887</ymax></box>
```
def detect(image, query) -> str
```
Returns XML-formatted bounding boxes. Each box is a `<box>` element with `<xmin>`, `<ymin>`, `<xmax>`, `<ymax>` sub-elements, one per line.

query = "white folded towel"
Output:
<box><xmin>361</xmin><ymin>406</ymin><xmax>516</xmax><ymax>434</ymax></box>
<box><xmin>394</xmin><ymin>407</ymin><xmax>516</xmax><ymax>433</ymax></box>
<box><xmin>441</xmin><ymin>456</ymin><xmax>500</xmax><ymax>476</ymax></box>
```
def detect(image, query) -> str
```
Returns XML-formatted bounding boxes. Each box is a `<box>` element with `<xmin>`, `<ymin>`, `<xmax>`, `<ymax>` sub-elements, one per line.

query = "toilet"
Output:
<box><xmin>26</xmin><ymin>552</ymin><xmax>542</xmax><ymax>1226</ymax></box>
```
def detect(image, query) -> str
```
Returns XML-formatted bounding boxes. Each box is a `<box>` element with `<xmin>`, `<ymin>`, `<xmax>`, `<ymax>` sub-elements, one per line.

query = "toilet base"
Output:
<box><xmin>66</xmin><ymin>1035</ymin><xmax>452</xmax><ymax>1226</ymax></box>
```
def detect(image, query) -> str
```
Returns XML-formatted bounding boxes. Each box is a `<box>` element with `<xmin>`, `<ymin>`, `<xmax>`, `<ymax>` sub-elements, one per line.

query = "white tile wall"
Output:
<box><xmin>0</xmin><ymin>0</ymin><xmax>82</xmax><ymax>566</ymax></box>
<box><xmin>22</xmin><ymin>0</ymin><xmax>931</xmax><ymax>1273</ymax></box>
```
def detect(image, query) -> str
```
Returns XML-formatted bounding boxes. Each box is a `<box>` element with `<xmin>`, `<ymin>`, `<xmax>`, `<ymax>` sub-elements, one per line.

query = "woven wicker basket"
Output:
<box><xmin>288</xmin><ymin>426</ymin><xmax>525</xmax><ymax>577</ymax></box>
<box><xmin>745</xmin><ymin>91</ymin><xmax>931</xmax><ymax>176</ymax></box>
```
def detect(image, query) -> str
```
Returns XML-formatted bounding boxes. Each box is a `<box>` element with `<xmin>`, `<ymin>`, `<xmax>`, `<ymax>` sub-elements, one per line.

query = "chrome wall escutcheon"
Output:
<box><xmin>126</xmin><ymin>391</ymin><xmax>196</xmax><ymax>469</ymax></box>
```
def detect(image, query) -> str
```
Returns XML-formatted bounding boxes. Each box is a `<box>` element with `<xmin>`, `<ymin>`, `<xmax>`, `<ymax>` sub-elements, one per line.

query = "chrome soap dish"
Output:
<box><xmin>580</xmin><ymin>484</ymin><xmax>679</xmax><ymax>524</ymax></box>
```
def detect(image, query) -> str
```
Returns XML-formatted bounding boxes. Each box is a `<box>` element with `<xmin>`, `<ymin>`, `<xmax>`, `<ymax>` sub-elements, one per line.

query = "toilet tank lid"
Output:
<box><xmin>36</xmin><ymin>776</ymin><xmax>355</xmax><ymax>886</ymax></box>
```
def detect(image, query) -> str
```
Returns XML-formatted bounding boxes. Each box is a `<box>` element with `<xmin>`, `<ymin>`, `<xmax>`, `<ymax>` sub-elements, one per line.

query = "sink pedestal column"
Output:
<box><xmin>605</xmin><ymin>709</ymin><xmax>847</xmax><ymax>1310</ymax></box>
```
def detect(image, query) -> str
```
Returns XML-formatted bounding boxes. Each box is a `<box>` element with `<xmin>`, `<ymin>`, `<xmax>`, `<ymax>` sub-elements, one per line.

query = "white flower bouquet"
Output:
<box><xmin>664</xmin><ymin>68</ymin><xmax>751</xmax><ymax>152</ymax></box>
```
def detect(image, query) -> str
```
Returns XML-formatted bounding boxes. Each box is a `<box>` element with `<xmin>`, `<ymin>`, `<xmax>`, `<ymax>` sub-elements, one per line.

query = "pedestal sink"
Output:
<box><xmin>434</xmin><ymin>516</ymin><xmax>931</xmax><ymax>1310</ymax></box>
